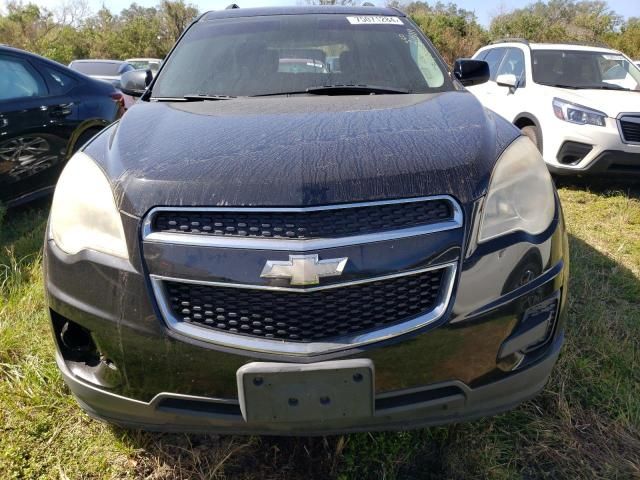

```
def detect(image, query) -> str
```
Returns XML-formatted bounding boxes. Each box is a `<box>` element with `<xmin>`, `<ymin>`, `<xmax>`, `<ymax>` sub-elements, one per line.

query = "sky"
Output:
<box><xmin>8</xmin><ymin>0</ymin><xmax>640</xmax><ymax>27</ymax></box>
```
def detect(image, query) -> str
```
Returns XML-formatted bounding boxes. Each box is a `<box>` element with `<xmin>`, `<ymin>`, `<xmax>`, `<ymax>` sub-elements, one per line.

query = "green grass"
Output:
<box><xmin>1</xmin><ymin>185</ymin><xmax>639</xmax><ymax>479</ymax></box>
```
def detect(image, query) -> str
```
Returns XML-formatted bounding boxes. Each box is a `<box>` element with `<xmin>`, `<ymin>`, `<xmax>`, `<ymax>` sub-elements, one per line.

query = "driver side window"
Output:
<box><xmin>482</xmin><ymin>48</ymin><xmax>507</xmax><ymax>81</ymax></box>
<box><xmin>0</xmin><ymin>55</ymin><xmax>47</xmax><ymax>101</ymax></box>
<box><xmin>496</xmin><ymin>48</ymin><xmax>526</xmax><ymax>87</ymax></box>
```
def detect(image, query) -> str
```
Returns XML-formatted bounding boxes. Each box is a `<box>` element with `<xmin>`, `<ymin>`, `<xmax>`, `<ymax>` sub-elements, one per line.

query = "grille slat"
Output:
<box><xmin>164</xmin><ymin>269</ymin><xmax>445</xmax><ymax>343</ymax></box>
<box><xmin>152</xmin><ymin>199</ymin><xmax>453</xmax><ymax>239</ymax></box>
<box><xmin>620</xmin><ymin>117</ymin><xmax>640</xmax><ymax>143</ymax></box>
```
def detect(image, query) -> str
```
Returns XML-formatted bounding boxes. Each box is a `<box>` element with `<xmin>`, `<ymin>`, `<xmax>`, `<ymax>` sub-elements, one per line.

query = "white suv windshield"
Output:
<box><xmin>152</xmin><ymin>14</ymin><xmax>450</xmax><ymax>98</ymax></box>
<box><xmin>532</xmin><ymin>50</ymin><xmax>640</xmax><ymax>91</ymax></box>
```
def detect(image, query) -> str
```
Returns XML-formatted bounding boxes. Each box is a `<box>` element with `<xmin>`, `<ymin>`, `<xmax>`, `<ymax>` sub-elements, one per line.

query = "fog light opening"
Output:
<box><xmin>521</xmin><ymin>295</ymin><xmax>559</xmax><ymax>353</ymax></box>
<box><xmin>61</xmin><ymin>321</ymin><xmax>91</xmax><ymax>352</ymax></box>
<box><xmin>50</xmin><ymin>310</ymin><xmax>122</xmax><ymax>388</ymax></box>
<box><xmin>51</xmin><ymin>310</ymin><xmax>100</xmax><ymax>366</ymax></box>
<box><xmin>557</xmin><ymin>141</ymin><xmax>593</xmax><ymax>166</ymax></box>
<box><xmin>498</xmin><ymin>292</ymin><xmax>560</xmax><ymax>364</ymax></box>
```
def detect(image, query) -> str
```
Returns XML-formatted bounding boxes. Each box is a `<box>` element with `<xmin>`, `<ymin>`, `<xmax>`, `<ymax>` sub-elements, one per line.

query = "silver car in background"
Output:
<box><xmin>68</xmin><ymin>59</ymin><xmax>136</xmax><ymax>108</ymax></box>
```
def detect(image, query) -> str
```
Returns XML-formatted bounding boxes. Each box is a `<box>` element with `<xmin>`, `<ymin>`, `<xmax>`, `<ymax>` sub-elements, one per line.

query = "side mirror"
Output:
<box><xmin>453</xmin><ymin>59</ymin><xmax>490</xmax><ymax>87</ymax></box>
<box><xmin>120</xmin><ymin>69</ymin><xmax>153</xmax><ymax>97</ymax></box>
<box><xmin>496</xmin><ymin>73</ymin><xmax>518</xmax><ymax>89</ymax></box>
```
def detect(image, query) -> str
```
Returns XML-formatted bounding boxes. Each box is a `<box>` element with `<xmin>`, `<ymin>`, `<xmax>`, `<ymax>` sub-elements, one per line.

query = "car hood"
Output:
<box><xmin>552</xmin><ymin>87</ymin><xmax>640</xmax><ymax>117</ymax></box>
<box><xmin>85</xmin><ymin>91</ymin><xmax>520</xmax><ymax>217</ymax></box>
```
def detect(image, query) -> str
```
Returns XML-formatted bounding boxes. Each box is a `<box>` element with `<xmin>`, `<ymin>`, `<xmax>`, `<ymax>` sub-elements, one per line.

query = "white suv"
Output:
<box><xmin>467</xmin><ymin>40</ymin><xmax>640</xmax><ymax>176</ymax></box>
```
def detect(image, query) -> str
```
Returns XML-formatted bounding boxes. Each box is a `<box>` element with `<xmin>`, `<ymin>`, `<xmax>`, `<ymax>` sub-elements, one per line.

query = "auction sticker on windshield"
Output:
<box><xmin>346</xmin><ymin>16</ymin><xmax>403</xmax><ymax>25</ymax></box>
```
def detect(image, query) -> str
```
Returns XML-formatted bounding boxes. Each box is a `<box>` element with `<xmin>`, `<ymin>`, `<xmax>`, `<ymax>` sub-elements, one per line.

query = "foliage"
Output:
<box><xmin>489</xmin><ymin>0</ymin><xmax>624</xmax><ymax>45</ymax></box>
<box><xmin>0</xmin><ymin>0</ymin><xmax>198</xmax><ymax>64</ymax></box>
<box><xmin>404</xmin><ymin>1</ymin><xmax>489</xmax><ymax>64</ymax></box>
<box><xmin>606</xmin><ymin>17</ymin><xmax>640</xmax><ymax>59</ymax></box>
<box><xmin>2</xmin><ymin>0</ymin><xmax>639</xmax><ymax>67</ymax></box>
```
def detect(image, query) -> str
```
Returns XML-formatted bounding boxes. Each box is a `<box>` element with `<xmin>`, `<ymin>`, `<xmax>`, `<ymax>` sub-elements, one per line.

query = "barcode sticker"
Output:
<box><xmin>346</xmin><ymin>16</ymin><xmax>404</xmax><ymax>25</ymax></box>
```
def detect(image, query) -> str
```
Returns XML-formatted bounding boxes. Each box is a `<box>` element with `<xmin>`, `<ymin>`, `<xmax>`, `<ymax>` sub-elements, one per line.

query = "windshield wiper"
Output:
<box><xmin>576</xmin><ymin>84</ymin><xmax>630</xmax><ymax>91</ymax></box>
<box><xmin>153</xmin><ymin>94</ymin><xmax>236</xmax><ymax>102</ymax></box>
<box><xmin>307</xmin><ymin>85</ymin><xmax>409</xmax><ymax>95</ymax></box>
<box><xmin>537</xmin><ymin>82</ymin><xmax>632</xmax><ymax>91</ymax></box>
<box><xmin>537</xmin><ymin>82</ymin><xmax>580</xmax><ymax>89</ymax></box>
<box><xmin>252</xmin><ymin>85</ymin><xmax>410</xmax><ymax>97</ymax></box>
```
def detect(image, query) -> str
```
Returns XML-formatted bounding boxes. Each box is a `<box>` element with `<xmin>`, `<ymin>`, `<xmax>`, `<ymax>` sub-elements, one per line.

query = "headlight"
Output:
<box><xmin>552</xmin><ymin>98</ymin><xmax>606</xmax><ymax>126</ymax></box>
<box><xmin>479</xmin><ymin>136</ymin><xmax>555</xmax><ymax>243</ymax></box>
<box><xmin>49</xmin><ymin>152</ymin><xmax>128</xmax><ymax>258</ymax></box>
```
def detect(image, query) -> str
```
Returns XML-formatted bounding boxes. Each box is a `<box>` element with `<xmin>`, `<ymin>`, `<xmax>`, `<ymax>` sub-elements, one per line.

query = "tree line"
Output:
<box><xmin>0</xmin><ymin>0</ymin><xmax>638</xmax><ymax>66</ymax></box>
<box><xmin>0</xmin><ymin>0</ymin><xmax>197</xmax><ymax>63</ymax></box>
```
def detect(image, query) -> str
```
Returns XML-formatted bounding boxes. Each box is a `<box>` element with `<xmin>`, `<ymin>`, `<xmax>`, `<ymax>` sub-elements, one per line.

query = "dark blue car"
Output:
<box><xmin>0</xmin><ymin>46</ymin><xmax>124</xmax><ymax>206</ymax></box>
<box><xmin>44</xmin><ymin>6</ymin><xmax>569</xmax><ymax>434</ymax></box>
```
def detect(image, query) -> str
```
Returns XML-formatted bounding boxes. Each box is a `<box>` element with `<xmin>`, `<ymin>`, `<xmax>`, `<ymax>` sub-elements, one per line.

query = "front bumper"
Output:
<box><xmin>44</xmin><ymin>196</ymin><xmax>569</xmax><ymax>434</ymax></box>
<box><xmin>542</xmin><ymin>116</ymin><xmax>640</xmax><ymax>175</ymax></box>
<box><xmin>548</xmin><ymin>149</ymin><xmax>640</xmax><ymax>176</ymax></box>
<box><xmin>56</xmin><ymin>333</ymin><xmax>562</xmax><ymax>434</ymax></box>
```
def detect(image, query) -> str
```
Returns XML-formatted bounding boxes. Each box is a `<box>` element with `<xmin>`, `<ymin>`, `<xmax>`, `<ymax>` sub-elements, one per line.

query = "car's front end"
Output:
<box><xmin>44</xmin><ymin>7</ymin><xmax>568</xmax><ymax>434</ymax></box>
<box><xmin>531</xmin><ymin>46</ymin><xmax>640</xmax><ymax>176</ymax></box>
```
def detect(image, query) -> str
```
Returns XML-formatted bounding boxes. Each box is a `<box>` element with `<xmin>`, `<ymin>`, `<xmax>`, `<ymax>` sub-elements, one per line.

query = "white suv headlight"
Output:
<box><xmin>49</xmin><ymin>152</ymin><xmax>128</xmax><ymax>259</ymax></box>
<box><xmin>479</xmin><ymin>136</ymin><xmax>555</xmax><ymax>243</ymax></box>
<box><xmin>552</xmin><ymin>98</ymin><xmax>606</xmax><ymax>127</ymax></box>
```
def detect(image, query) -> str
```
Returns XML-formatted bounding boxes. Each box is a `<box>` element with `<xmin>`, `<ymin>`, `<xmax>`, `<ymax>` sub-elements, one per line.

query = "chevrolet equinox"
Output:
<box><xmin>44</xmin><ymin>6</ymin><xmax>569</xmax><ymax>434</ymax></box>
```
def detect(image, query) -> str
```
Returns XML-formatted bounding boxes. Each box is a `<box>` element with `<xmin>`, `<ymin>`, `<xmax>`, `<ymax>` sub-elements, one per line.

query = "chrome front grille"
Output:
<box><xmin>142</xmin><ymin>196</ymin><xmax>463</xmax><ymax>251</ymax></box>
<box><xmin>162</xmin><ymin>267</ymin><xmax>445</xmax><ymax>343</ymax></box>
<box><xmin>143</xmin><ymin>196</ymin><xmax>463</xmax><ymax>356</ymax></box>
<box><xmin>150</xmin><ymin>198</ymin><xmax>453</xmax><ymax>239</ymax></box>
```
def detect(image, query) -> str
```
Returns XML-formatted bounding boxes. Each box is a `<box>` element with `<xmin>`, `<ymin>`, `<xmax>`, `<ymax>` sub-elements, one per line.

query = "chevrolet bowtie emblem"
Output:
<box><xmin>260</xmin><ymin>254</ymin><xmax>348</xmax><ymax>286</ymax></box>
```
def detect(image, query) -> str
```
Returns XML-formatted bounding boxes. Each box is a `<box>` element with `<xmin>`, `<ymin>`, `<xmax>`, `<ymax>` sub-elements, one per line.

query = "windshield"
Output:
<box><xmin>532</xmin><ymin>50</ymin><xmax>640</xmax><ymax>91</ymax></box>
<box><xmin>151</xmin><ymin>14</ymin><xmax>450</xmax><ymax>98</ymax></box>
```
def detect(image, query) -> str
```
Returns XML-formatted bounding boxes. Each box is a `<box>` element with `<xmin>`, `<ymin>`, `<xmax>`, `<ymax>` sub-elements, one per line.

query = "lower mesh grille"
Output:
<box><xmin>163</xmin><ymin>269</ymin><xmax>445</xmax><ymax>343</ymax></box>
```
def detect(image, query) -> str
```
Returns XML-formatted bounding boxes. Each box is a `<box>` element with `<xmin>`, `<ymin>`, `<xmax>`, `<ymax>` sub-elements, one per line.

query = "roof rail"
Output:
<box><xmin>555</xmin><ymin>40</ymin><xmax>610</xmax><ymax>49</ymax></box>
<box><xmin>490</xmin><ymin>38</ymin><xmax>611</xmax><ymax>49</ymax></box>
<box><xmin>490</xmin><ymin>38</ymin><xmax>530</xmax><ymax>46</ymax></box>
<box><xmin>225</xmin><ymin>3</ymin><xmax>239</xmax><ymax>9</ymax></box>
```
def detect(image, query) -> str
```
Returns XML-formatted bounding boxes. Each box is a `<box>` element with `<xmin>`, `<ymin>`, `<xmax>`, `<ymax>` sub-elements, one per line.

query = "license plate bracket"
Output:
<box><xmin>237</xmin><ymin>359</ymin><xmax>374</xmax><ymax>423</ymax></box>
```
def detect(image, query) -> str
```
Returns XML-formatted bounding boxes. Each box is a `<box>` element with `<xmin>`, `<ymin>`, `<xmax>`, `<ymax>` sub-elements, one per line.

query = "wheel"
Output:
<box><xmin>0</xmin><ymin>136</ymin><xmax>58</xmax><ymax>181</ymax></box>
<box><xmin>520</xmin><ymin>125</ymin><xmax>542</xmax><ymax>152</ymax></box>
<box><xmin>0</xmin><ymin>136</ymin><xmax>50</xmax><ymax>162</ymax></box>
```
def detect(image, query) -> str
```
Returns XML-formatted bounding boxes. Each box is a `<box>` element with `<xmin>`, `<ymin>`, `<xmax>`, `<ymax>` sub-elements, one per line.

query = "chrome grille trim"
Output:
<box><xmin>151</xmin><ymin>262</ymin><xmax>457</xmax><ymax>356</ymax></box>
<box><xmin>142</xmin><ymin>195</ymin><xmax>463</xmax><ymax>251</ymax></box>
<box><xmin>150</xmin><ymin>261</ymin><xmax>453</xmax><ymax>293</ymax></box>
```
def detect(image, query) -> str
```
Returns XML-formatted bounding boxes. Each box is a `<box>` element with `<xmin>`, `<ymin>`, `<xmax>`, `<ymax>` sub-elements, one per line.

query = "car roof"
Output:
<box><xmin>70</xmin><ymin>59</ymin><xmax>127</xmax><ymax>64</ymax></box>
<box><xmin>201</xmin><ymin>5</ymin><xmax>404</xmax><ymax>21</ymax></box>
<box><xmin>0</xmin><ymin>45</ymin><xmax>114</xmax><ymax>87</ymax></box>
<box><xmin>0</xmin><ymin>44</ymin><xmax>73</xmax><ymax>69</ymax></box>
<box><xmin>126</xmin><ymin>58</ymin><xmax>162</xmax><ymax>62</ymax></box>
<box><xmin>529</xmin><ymin>43</ymin><xmax>620</xmax><ymax>54</ymax></box>
<box><xmin>479</xmin><ymin>41</ymin><xmax>620</xmax><ymax>55</ymax></box>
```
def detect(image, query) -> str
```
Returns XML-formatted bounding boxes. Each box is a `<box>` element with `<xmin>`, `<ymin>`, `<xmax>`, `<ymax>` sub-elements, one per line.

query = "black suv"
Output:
<box><xmin>44</xmin><ymin>6</ymin><xmax>568</xmax><ymax>434</ymax></box>
<box><xmin>0</xmin><ymin>46</ymin><xmax>124</xmax><ymax>206</ymax></box>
